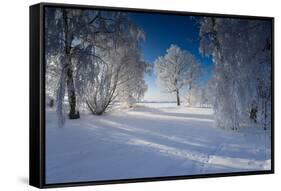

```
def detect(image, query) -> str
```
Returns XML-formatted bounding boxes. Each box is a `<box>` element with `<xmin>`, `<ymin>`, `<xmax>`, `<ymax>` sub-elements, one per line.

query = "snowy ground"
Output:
<box><xmin>46</xmin><ymin>103</ymin><xmax>271</xmax><ymax>184</ymax></box>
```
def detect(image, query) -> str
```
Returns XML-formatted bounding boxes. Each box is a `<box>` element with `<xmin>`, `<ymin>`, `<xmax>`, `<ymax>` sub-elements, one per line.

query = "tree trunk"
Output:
<box><xmin>176</xmin><ymin>89</ymin><xmax>180</xmax><ymax>106</ymax></box>
<box><xmin>66</xmin><ymin>64</ymin><xmax>80</xmax><ymax>119</ymax></box>
<box><xmin>187</xmin><ymin>82</ymin><xmax>192</xmax><ymax>107</ymax></box>
<box><xmin>63</xmin><ymin>10</ymin><xmax>79</xmax><ymax>119</ymax></box>
<box><xmin>264</xmin><ymin>99</ymin><xmax>267</xmax><ymax>130</ymax></box>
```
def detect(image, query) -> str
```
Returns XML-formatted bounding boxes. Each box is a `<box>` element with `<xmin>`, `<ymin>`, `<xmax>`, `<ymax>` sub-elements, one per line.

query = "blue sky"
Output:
<box><xmin>129</xmin><ymin>12</ymin><xmax>213</xmax><ymax>102</ymax></box>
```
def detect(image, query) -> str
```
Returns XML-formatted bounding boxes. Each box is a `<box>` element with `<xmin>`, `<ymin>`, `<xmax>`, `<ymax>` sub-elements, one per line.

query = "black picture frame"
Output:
<box><xmin>30</xmin><ymin>2</ymin><xmax>274</xmax><ymax>188</ymax></box>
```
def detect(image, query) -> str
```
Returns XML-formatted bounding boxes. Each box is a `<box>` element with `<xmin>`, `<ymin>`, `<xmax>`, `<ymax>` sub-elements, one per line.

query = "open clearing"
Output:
<box><xmin>46</xmin><ymin>103</ymin><xmax>271</xmax><ymax>184</ymax></box>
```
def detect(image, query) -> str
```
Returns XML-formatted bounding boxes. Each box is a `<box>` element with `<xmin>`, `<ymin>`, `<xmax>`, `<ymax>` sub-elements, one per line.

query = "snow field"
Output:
<box><xmin>46</xmin><ymin>103</ymin><xmax>271</xmax><ymax>183</ymax></box>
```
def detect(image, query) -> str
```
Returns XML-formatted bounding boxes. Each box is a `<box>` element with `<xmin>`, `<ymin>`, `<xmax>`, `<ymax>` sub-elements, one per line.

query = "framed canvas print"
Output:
<box><xmin>29</xmin><ymin>2</ymin><xmax>274</xmax><ymax>188</ymax></box>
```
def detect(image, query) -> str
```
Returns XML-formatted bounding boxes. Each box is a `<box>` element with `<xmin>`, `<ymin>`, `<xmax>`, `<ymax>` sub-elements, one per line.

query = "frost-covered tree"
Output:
<box><xmin>45</xmin><ymin>8</ymin><xmax>147</xmax><ymax>124</ymax></box>
<box><xmin>186</xmin><ymin>60</ymin><xmax>201</xmax><ymax>106</ymax></box>
<box><xmin>187</xmin><ymin>85</ymin><xmax>201</xmax><ymax>107</ymax></box>
<box><xmin>205</xmin><ymin>78</ymin><xmax>216</xmax><ymax>107</ymax></box>
<box><xmin>81</xmin><ymin>18</ymin><xmax>148</xmax><ymax>114</ymax></box>
<box><xmin>116</xmin><ymin>48</ymin><xmax>148</xmax><ymax>108</ymax></box>
<box><xmin>46</xmin><ymin>8</ymin><xmax>90</xmax><ymax>121</ymax></box>
<box><xmin>187</xmin><ymin>84</ymin><xmax>210</xmax><ymax>107</ymax></box>
<box><xmin>199</xmin><ymin>87</ymin><xmax>209</xmax><ymax>107</ymax></box>
<box><xmin>45</xmin><ymin>8</ymin><xmax>67</xmax><ymax>125</ymax></box>
<box><xmin>45</xmin><ymin>58</ymin><xmax>60</xmax><ymax>107</ymax></box>
<box><xmin>155</xmin><ymin>44</ymin><xmax>200</xmax><ymax>106</ymax></box>
<box><xmin>199</xmin><ymin>17</ymin><xmax>272</xmax><ymax>130</ymax></box>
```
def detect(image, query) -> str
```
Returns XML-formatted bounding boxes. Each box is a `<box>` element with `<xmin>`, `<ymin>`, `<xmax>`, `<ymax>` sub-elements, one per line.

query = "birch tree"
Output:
<box><xmin>155</xmin><ymin>44</ymin><xmax>200</xmax><ymax>106</ymax></box>
<box><xmin>199</xmin><ymin>17</ymin><xmax>272</xmax><ymax>130</ymax></box>
<box><xmin>45</xmin><ymin>8</ymin><xmax>143</xmax><ymax>124</ymax></box>
<box><xmin>82</xmin><ymin>17</ymin><xmax>148</xmax><ymax>114</ymax></box>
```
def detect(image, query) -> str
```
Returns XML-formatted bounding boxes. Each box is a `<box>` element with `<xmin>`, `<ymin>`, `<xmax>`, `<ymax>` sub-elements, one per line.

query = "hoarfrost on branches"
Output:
<box><xmin>199</xmin><ymin>17</ymin><xmax>272</xmax><ymax>130</ymax></box>
<box><xmin>155</xmin><ymin>44</ymin><xmax>200</xmax><ymax>106</ymax></box>
<box><xmin>45</xmin><ymin>8</ymin><xmax>149</xmax><ymax>121</ymax></box>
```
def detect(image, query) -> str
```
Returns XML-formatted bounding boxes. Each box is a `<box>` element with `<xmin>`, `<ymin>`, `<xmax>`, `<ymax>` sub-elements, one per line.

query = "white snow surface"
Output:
<box><xmin>46</xmin><ymin>103</ymin><xmax>271</xmax><ymax>184</ymax></box>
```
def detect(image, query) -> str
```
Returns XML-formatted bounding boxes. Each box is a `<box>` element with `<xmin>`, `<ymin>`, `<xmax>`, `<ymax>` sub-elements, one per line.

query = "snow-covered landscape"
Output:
<box><xmin>44</xmin><ymin>7</ymin><xmax>272</xmax><ymax>184</ymax></box>
<box><xmin>46</xmin><ymin>103</ymin><xmax>271</xmax><ymax>183</ymax></box>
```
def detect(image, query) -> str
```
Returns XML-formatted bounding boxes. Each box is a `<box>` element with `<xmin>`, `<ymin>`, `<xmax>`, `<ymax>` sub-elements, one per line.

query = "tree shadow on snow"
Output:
<box><xmin>131</xmin><ymin>106</ymin><xmax>214</xmax><ymax>121</ymax></box>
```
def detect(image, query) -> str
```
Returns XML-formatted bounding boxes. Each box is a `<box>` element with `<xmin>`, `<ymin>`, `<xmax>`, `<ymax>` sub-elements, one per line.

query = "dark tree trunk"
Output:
<box><xmin>86</xmin><ymin>79</ymin><xmax>118</xmax><ymax>116</ymax></box>
<box><xmin>63</xmin><ymin>10</ymin><xmax>80</xmax><ymax>119</ymax></box>
<box><xmin>176</xmin><ymin>89</ymin><xmax>180</xmax><ymax>106</ymax></box>
<box><xmin>66</xmin><ymin>64</ymin><xmax>79</xmax><ymax>119</ymax></box>
<box><xmin>264</xmin><ymin>99</ymin><xmax>267</xmax><ymax>130</ymax></box>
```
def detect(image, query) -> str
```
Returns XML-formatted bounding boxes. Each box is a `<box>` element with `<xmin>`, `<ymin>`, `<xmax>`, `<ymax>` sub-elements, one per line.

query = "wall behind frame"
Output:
<box><xmin>0</xmin><ymin>0</ymin><xmax>279</xmax><ymax>191</ymax></box>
